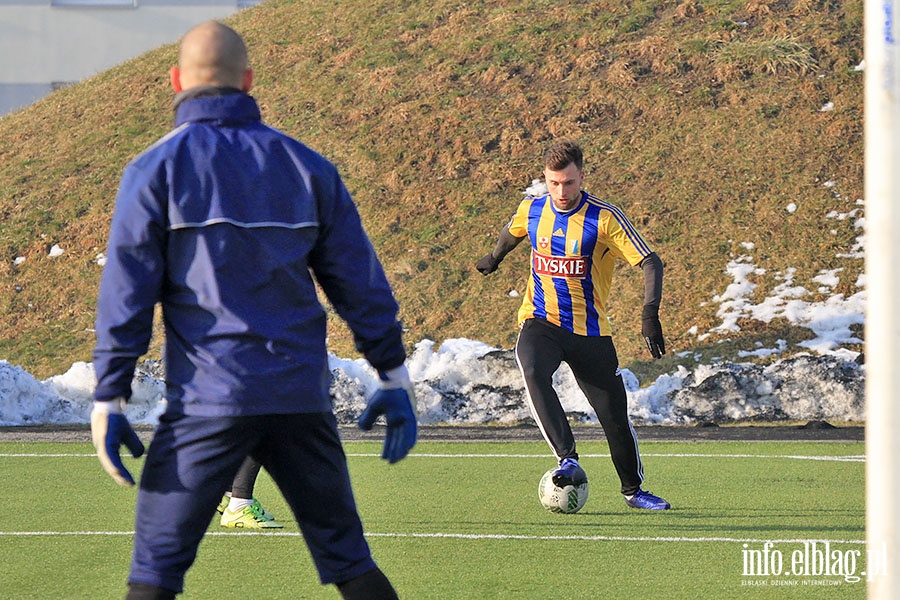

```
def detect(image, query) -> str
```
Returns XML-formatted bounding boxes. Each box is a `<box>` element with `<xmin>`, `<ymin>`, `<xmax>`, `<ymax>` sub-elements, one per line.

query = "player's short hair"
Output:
<box><xmin>544</xmin><ymin>141</ymin><xmax>584</xmax><ymax>171</ymax></box>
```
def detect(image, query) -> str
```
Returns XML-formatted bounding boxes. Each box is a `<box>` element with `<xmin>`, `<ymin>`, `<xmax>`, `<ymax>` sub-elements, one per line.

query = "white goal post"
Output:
<box><xmin>866</xmin><ymin>0</ymin><xmax>900</xmax><ymax>595</ymax></box>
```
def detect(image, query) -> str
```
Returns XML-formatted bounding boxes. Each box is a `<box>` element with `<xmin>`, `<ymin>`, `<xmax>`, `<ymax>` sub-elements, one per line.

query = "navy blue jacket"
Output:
<box><xmin>93</xmin><ymin>92</ymin><xmax>405</xmax><ymax>416</ymax></box>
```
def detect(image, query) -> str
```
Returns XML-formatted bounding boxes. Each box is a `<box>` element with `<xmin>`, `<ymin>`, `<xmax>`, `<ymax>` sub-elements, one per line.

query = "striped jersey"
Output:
<box><xmin>507</xmin><ymin>191</ymin><xmax>653</xmax><ymax>336</ymax></box>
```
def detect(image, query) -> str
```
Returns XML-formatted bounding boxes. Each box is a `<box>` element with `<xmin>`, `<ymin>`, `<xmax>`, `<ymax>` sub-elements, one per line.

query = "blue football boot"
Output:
<box><xmin>624</xmin><ymin>489</ymin><xmax>671</xmax><ymax>510</ymax></box>
<box><xmin>552</xmin><ymin>457</ymin><xmax>588</xmax><ymax>487</ymax></box>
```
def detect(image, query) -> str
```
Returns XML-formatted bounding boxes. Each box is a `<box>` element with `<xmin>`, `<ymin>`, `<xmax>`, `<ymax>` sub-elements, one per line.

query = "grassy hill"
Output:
<box><xmin>0</xmin><ymin>0</ymin><xmax>864</xmax><ymax>381</ymax></box>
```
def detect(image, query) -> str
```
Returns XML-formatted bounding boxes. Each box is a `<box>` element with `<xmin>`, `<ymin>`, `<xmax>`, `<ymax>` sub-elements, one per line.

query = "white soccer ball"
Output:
<box><xmin>538</xmin><ymin>468</ymin><xmax>589</xmax><ymax>514</ymax></box>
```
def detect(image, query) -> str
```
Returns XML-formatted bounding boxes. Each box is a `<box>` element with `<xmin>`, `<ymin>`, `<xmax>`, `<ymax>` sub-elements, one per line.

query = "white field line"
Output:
<box><xmin>0</xmin><ymin>530</ymin><xmax>867</xmax><ymax>545</ymax></box>
<box><xmin>1</xmin><ymin>452</ymin><xmax>862</xmax><ymax>545</ymax></box>
<box><xmin>383</xmin><ymin>453</ymin><xmax>866</xmax><ymax>462</ymax></box>
<box><xmin>0</xmin><ymin>452</ymin><xmax>865</xmax><ymax>462</ymax></box>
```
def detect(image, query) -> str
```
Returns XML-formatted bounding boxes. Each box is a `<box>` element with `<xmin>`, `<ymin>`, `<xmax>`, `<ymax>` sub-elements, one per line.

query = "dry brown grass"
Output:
<box><xmin>0</xmin><ymin>0</ymin><xmax>864</xmax><ymax>382</ymax></box>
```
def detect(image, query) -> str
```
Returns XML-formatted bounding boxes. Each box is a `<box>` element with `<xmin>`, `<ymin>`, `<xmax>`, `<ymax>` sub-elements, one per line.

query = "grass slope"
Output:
<box><xmin>0</xmin><ymin>0</ymin><xmax>864</xmax><ymax>380</ymax></box>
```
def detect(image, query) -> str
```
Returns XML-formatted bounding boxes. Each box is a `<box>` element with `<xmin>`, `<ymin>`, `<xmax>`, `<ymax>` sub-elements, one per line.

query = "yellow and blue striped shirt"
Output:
<box><xmin>508</xmin><ymin>191</ymin><xmax>653</xmax><ymax>336</ymax></box>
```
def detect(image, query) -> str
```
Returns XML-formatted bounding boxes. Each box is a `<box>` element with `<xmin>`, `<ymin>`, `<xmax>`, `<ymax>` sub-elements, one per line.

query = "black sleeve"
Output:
<box><xmin>640</xmin><ymin>252</ymin><xmax>663</xmax><ymax>309</ymax></box>
<box><xmin>491</xmin><ymin>226</ymin><xmax>526</xmax><ymax>261</ymax></box>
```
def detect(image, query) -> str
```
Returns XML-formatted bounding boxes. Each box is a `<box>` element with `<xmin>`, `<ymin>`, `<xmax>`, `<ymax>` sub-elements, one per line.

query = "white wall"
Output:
<box><xmin>0</xmin><ymin>1</ymin><xmax>264</xmax><ymax>115</ymax></box>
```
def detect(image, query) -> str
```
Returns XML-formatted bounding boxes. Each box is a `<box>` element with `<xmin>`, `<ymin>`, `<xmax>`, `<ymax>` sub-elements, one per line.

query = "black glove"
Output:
<box><xmin>476</xmin><ymin>253</ymin><xmax>501</xmax><ymax>275</ymax></box>
<box><xmin>641</xmin><ymin>305</ymin><xmax>666</xmax><ymax>359</ymax></box>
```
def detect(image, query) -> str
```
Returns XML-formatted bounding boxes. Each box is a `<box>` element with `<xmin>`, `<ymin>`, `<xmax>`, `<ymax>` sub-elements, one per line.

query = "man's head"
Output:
<box><xmin>543</xmin><ymin>141</ymin><xmax>585</xmax><ymax>212</ymax></box>
<box><xmin>170</xmin><ymin>21</ymin><xmax>252</xmax><ymax>93</ymax></box>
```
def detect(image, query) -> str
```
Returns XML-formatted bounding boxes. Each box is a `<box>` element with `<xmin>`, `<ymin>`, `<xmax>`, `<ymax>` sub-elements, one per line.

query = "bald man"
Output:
<box><xmin>91</xmin><ymin>21</ymin><xmax>415</xmax><ymax>600</ymax></box>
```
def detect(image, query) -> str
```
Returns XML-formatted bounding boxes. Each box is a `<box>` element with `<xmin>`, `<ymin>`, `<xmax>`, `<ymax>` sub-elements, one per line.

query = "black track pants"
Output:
<box><xmin>229</xmin><ymin>455</ymin><xmax>263</xmax><ymax>499</ymax></box>
<box><xmin>515</xmin><ymin>318</ymin><xmax>644</xmax><ymax>495</ymax></box>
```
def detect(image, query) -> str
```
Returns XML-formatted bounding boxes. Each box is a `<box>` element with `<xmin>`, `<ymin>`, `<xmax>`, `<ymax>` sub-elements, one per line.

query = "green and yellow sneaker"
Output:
<box><xmin>220</xmin><ymin>499</ymin><xmax>284</xmax><ymax>529</ymax></box>
<box><xmin>250</xmin><ymin>498</ymin><xmax>277</xmax><ymax>522</ymax></box>
<box><xmin>216</xmin><ymin>494</ymin><xmax>230</xmax><ymax>515</ymax></box>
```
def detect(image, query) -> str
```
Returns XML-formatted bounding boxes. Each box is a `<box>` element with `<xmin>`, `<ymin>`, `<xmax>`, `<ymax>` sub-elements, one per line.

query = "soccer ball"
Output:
<box><xmin>538</xmin><ymin>468</ymin><xmax>589</xmax><ymax>514</ymax></box>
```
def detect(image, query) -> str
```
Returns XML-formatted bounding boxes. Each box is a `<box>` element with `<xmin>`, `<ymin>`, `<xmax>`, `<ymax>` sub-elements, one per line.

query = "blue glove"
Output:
<box><xmin>91</xmin><ymin>399</ymin><xmax>145</xmax><ymax>486</ymax></box>
<box><xmin>358</xmin><ymin>366</ymin><xmax>417</xmax><ymax>464</ymax></box>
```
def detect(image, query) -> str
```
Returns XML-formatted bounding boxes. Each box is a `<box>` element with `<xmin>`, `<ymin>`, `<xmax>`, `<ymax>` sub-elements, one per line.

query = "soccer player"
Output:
<box><xmin>476</xmin><ymin>140</ymin><xmax>670</xmax><ymax>510</ymax></box>
<box><xmin>90</xmin><ymin>21</ymin><xmax>416</xmax><ymax>599</ymax></box>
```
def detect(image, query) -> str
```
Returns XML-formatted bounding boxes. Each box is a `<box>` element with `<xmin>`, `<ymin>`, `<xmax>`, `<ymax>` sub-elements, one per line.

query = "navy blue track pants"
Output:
<box><xmin>129</xmin><ymin>410</ymin><xmax>375</xmax><ymax>593</ymax></box>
